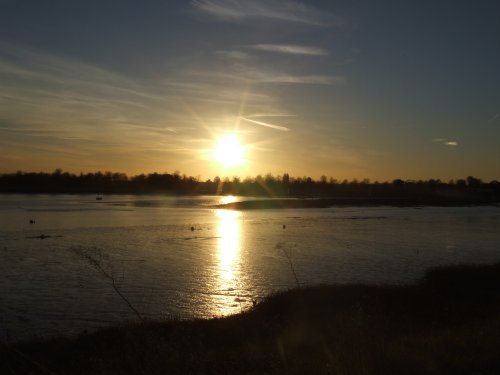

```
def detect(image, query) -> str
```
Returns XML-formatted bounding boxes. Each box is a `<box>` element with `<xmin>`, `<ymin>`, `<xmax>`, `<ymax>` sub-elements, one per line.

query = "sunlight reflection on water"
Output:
<box><xmin>2</xmin><ymin>195</ymin><xmax>500</xmax><ymax>342</ymax></box>
<box><xmin>212</xmin><ymin>209</ymin><xmax>242</xmax><ymax>316</ymax></box>
<box><xmin>219</xmin><ymin>195</ymin><xmax>237</xmax><ymax>205</ymax></box>
<box><xmin>216</xmin><ymin>210</ymin><xmax>241</xmax><ymax>284</ymax></box>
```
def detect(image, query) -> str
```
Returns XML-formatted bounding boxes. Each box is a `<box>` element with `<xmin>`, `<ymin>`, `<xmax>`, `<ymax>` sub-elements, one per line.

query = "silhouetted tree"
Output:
<box><xmin>467</xmin><ymin>176</ymin><xmax>482</xmax><ymax>188</ymax></box>
<box><xmin>0</xmin><ymin>170</ymin><xmax>498</xmax><ymax>203</ymax></box>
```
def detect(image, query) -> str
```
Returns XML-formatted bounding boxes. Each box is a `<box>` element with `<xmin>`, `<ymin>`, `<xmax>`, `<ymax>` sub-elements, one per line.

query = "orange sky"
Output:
<box><xmin>1</xmin><ymin>1</ymin><xmax>499</xmax><ymax>181</ymax></box>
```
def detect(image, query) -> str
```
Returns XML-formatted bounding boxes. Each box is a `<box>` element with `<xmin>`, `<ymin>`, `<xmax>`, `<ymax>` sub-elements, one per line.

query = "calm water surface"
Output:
<box><xmin>1</xmin><ymin>194</ymin><xmax>499</xmax><ymax>342</ymax></box>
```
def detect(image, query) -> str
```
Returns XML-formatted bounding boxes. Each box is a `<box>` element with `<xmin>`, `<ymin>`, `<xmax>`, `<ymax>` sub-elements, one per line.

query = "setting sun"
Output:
<box><xmin>213</xmin><ymin>134</ymin><xmax>245</xmax><ymax>167</ymax></box>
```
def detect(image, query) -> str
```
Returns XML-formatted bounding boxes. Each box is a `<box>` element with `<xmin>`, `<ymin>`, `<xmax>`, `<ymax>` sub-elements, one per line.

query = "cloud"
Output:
<box><xmin>488</xmin><ymin>113</ymin><xmax>499</xmax><ymax>122</ymax></box>
<box><xmin>192</xmin><ymin>0</ymin><xmax>337</xmax><ymax>26</ymax></box>
<box><xmin>191</xmin><ymin>67</ymin><xmax>345</xmax><ymax>85</ymax></box>
<box><xmin>245</xmin><ymin>113</ymin><xmax>295</xmax><ymax>118</ymax></box>
<box><xmin>0</xmin><ymin>42</ymin><xmax>248</xmax><ymax>171</ymax></box>
<box><xmin>253</xmin><ymin>73</ymin><xmax>344</xmax><ymax>84</ymax></box>
<box><xmin>0</xmin><ymin>41</ymin><xmax>338</xmax><ymax>175</ymax></box>
<box><xmin>251</xmin><ymin>44</ymin><xmax>328</xmax><ymax>56</ymax></box>
<box><xmin>432</xmin><ymin>138</ymin><xmax>458</xmax><ymax>147</ymax></box>
<box><xmin>0</xmin><ymin>43</ymin><xmax>279</xmax><ymax>139</ymax></box>
<box><xmin>240</xmin><ymin>116</ymin><xmax>290</xmax><ymax>131</ymax></box>
<box><xmin>0</xmin><ymin>125</ymin><xmax>92</xmax><ymax>141</ymax></box>
<box><xmin>215</xmin><ymin>50</ymin><xmax>251</xmax><ymax>60</ymax></box>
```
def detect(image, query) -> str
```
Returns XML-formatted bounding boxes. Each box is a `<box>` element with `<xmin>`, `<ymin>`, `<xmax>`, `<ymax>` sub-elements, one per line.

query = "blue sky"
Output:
<box><xmin>1</xmin><ymin>0</ymin><xmax>499</xmax><ymax>180</ymax></box>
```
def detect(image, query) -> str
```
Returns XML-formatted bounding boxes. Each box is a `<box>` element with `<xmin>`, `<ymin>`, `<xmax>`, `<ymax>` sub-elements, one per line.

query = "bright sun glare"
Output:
<box><xmin>213</xmin><ymin>134</ymin><xmax>245</xmax><ymax>167</ymax></box>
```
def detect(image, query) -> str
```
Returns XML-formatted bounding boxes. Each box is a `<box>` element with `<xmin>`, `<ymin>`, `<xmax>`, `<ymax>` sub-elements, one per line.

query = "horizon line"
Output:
<box><xmin>1</xmin><ymin>169</ymin><xmax>497</xmax><ymax>184</ymax></box>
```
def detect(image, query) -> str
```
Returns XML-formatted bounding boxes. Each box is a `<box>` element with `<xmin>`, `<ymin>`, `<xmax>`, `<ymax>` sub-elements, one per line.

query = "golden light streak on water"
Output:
<box><xmin>219</xmin><ymin>195</ymin><xmax>237</xmax><ymax>205</ymax></box>
<box><xmin>213</xmin><ymin>209</ymin><xmax>242</xmax><ymax>315</ymax></box>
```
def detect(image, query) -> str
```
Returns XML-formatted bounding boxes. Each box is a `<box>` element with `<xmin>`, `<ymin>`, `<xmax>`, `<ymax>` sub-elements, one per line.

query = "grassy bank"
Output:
<box><xmin>3</xmin><ymin>262</ymin><xmax>500</xmax><ymax>374</ymax></box>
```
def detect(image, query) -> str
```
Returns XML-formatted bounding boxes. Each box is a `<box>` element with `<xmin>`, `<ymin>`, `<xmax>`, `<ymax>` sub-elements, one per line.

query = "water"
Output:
<box><xmin>1</xmin><ymin>194</ymin><xmax>499</xmax><ymax>343</ymax></box>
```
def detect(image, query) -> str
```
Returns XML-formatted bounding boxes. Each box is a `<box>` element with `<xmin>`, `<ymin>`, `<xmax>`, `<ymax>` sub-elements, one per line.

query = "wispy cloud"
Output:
<box><xmin>251</xmin><ymin>44</ymin><xmax>328</xmax><ymax>56</ymax></box>
<box><xmin>0</xmin><ymin>43</ymin><xmax>238</xmax><ymax>169</ymax></box>
<box><xmin>192</xmin><ymin>0</ymin><xmax>337</xmax><ymax>26</ymax></box>
<box><xmin>488</xmin><ymin>113</ymin><xmax>499</xmax><ymax>122</ymax></box>
<box><xmin>215</xmin><ymin>50</ymin><xmax>251</xmax><ymax>60</ymax></box>
<box><xmin>245</xmin><ymin>113</ymin><xmax>296</xmax><ymax>118</ymax></box>
<box><xmin>0</xmin><ymin>43</ymin><xmax>277</xmax><ymax>138</ymax></box>
<box><xmin>0</xmin><ymin>40</ymin><xmax>343</xmax><ymax>175</ymax></box>
<box><xmin>1</xmin><ymin>42</ymin><xmax>309</xmax><ymax>174</ymax></box>
<box><xmin>240</xmin><ymin>116</ymin><xmax>290</xmax><ymax>131</ymax></box>
<box><xmin>257</xmin><ymin>74</ymin><xmax>344</xmax><ymax>85</ymax></box>
<box><xmin>432</xmin><ymin>138</ymin><xmax>458</xmax><ymax>147</ymax></box>
<box><xmin>191</xmin><ymin>67</ymin><xmax>345</xmax><ymax>85</ymax></box>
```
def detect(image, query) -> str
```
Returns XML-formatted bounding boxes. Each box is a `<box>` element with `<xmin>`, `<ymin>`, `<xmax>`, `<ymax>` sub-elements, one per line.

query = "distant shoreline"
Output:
<box><xmin>2</xmin><ymin>193</ymin><xmax>498</xmax><ymax>208</ymax></box>
<box><xmin>2</xmin><ymin>172</ymin><xmax>499</xmax><ymax>202</ymax></box>
<box><xmin>214</xmin><ymin>197</ymin><xmax>500</xmax><ymax>209</ymax></box>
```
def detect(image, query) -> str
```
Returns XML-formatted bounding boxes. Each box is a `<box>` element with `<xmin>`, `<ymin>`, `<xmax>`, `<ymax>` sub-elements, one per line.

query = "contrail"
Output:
<box><xmin>240</xmin><ymin>117</ymin><xmax>290</xmax><ymax>132</ymax></box>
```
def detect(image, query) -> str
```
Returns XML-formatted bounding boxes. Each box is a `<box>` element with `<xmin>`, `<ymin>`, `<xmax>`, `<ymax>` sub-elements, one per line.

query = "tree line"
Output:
<box><xmin>0</xmin><ymin>170</ymin><xmax>499</xmax><ymax>201</ymax></box>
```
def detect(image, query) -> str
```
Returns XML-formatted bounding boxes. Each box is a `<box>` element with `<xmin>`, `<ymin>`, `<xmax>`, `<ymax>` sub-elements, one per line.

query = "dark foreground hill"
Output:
<box><xmin>3</xmin><ymin>262</ymin><xmax>500</xmax><ymax>374</ymax></box>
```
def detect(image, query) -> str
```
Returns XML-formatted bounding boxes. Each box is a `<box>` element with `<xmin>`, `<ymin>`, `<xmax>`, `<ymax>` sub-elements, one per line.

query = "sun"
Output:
<box><xmin>213</xmin><ymin>134</ymin><xmax>245</xmax><ymax>167</ymax></box>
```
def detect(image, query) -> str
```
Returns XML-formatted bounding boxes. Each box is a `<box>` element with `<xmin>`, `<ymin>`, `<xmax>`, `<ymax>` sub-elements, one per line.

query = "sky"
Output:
<box><xmin>1</xmin><ymin>0</ymin><xmax>499</xmax><ymax>181</ymax></box>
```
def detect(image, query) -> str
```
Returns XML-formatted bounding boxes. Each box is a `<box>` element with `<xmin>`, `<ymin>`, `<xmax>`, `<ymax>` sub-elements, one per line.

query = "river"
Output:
<box><xmin>1</xmin><ymin>194</ymin><xmax>499</xmax><ymax>342</ymax></box>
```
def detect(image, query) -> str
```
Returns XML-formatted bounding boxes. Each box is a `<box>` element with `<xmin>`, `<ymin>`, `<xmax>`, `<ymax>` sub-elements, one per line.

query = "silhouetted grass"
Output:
<box><xmin>3</xmin><ymin>262</ymin><xmax>500</xmax><ymax>374</ymax></box>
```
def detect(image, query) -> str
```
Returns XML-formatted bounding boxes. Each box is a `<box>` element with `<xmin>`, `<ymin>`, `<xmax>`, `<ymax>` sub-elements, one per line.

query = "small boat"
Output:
<box><xmin>96</xmin><ymin>196</ymin><xmax>103</xmax><ymax>201</ymax></box>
